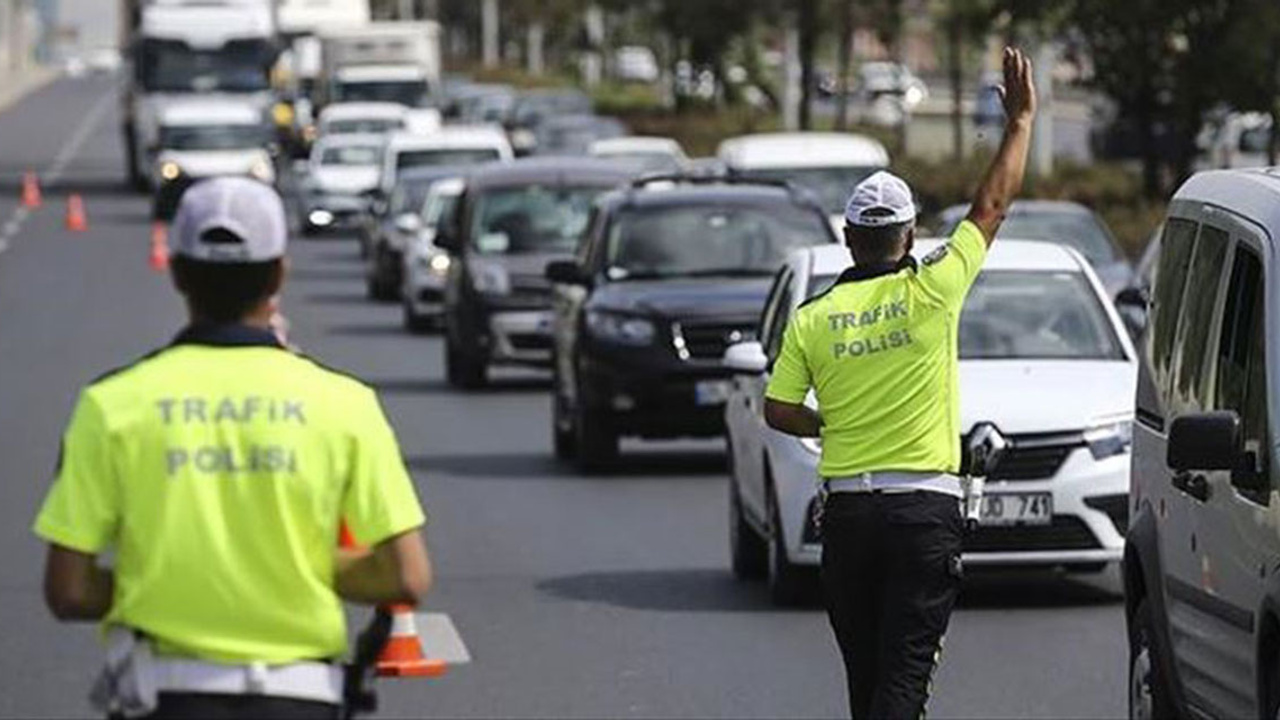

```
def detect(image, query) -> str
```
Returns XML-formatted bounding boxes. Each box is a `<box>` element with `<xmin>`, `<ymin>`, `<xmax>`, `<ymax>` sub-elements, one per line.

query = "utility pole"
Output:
<box><xmin>1030</xmin><ymin>42</ymin><xmax>1054</xmax><ymax>177</ymax></box>
<box><xmin>527</xmin><ymin>22</ymin><xmax>545</xmax><ymax>76</ymax></box>
<box><xmin>582</xmin><ymin>4</ymin><xmax>604</xmax><ymax>87</ymax></box>
<box><xmin>782</xmin><ymin>17</ymin><xmax>800</xmax><ymax>131</ymax></box>
<box><xmin>482</xmin><ymin>0</ymin><xmax>499</xmax><ymax>68</ymax></box>
<box><xmin>397</xmin><ymin>0</ymin><xmax>414</xmax><ymax>20</ymax></box>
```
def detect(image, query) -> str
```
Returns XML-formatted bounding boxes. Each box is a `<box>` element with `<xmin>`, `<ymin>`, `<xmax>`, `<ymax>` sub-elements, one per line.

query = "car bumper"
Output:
<box><xmin>769</xmin><ymin>438</ymin><xmax>1129</xmax><ymax>568</ymax></box>
<box><xmin>487</xmin><ymin>309</ymin><xmax>554</xmax><ymax>366</ymax></box>
<box><xmin>403</xmin><ymin>264</ymin><xmax>447</xmax><ymax>317</ymax></box>
<box><xmin>580</xmin><ymin>349</ymin><xmax>734</xmax><ymax>439</ymax></box>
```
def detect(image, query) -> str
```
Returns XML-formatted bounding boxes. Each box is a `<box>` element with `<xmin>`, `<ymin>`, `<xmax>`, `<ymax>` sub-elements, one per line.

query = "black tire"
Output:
<box><xmin>1266</xmin><ymin>646</ymin><xmax>1280</xmax><ymax>720</ymax></box>
<box><xmin>444</xmin><ymin>334</ymin><xmax>486</xmax><ymax>389</ymax></box>
<box><xmin>124</xmin><ymin>126</ymin><xmax>146</xmax><ymax>192</ymax></box>
<box><xmin>367</xmin><ymin>250</ymin><xmax>398</xmax><ymax>302</ymax></box>
<box><xmin>729</xmin><ymin>478</ymin><xmax>767</xmax><ymax>581</ymax></box>
<box><xmin>1129</xmin><ymin>597</ymin><xmax>1176</xmax><ymax>720</ymax></box>
<box><xmin>574</xmin><ymin>401</ymin><xmax>617</xmax><ymax>473</ymax></box>
<box><xmin>402</xmin><ymin>302</ymin><xmax>431</xmax><ymax>334</ymax></box>
<box><xmin>767</xmin><ymin>487</ymin><xmax>812</xmax><ymax>606</ymax></box>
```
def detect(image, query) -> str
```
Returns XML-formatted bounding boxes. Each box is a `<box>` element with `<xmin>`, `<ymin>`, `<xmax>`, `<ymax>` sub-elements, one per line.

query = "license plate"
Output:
<box><xmin>695</xmin><ymin>380</ymin><xmax>733</xmax><ymax>406</ymax></box>
<box><xmin>979</xmin><ymin>492</ymin><xmax>1052</xmax><ymax>526</ymax></box>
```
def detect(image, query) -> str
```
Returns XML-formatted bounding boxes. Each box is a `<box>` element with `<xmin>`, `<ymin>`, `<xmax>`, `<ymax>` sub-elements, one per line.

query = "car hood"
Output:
<box><xmin>159</xmin><ymin>149</ymin><xmax>268</xmax><ymax>177</ymax></box>
<box><xmin>958</xmin><ymin>360</ymin><xmax>1137</xmax><ymax>434</ymax></box>
<box><xmin>311</xmin><ymin>166</ymin><xmax>379</xmax><ymax>194</ymax></box>
<box><xmin>589</xmin><ymin>277</ymin><xmax>774</xmax><ymax>320</ymax></box>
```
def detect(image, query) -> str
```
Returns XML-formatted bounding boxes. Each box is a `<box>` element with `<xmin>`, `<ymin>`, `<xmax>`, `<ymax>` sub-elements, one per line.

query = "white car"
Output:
<box><xmin>376</xmin><ymin>127</ymin><xmax>513</xmax><ymax>199</ymax></box>
<box><xmin>724</xmin><ymin>240</ymin><xmax>1138</xmax><ymax>604</ymax></box>
<box><xmin>589</xmin><ymin>136</ymin><xmax>689</xmax><ymax>174</ymax></box>
<box><xmin>299</xmin><ymin>134</ymin><xmax>384</xmax><ymax>235</ymax></box>
<box><xmin>716</xmin><ymin>132</ymin><xmax>889</xmax><ymax>230</ymax></box>
<box><xmin>401</xmin><ymin>177</ymin><xmax>465</xmax><ymax>332</ymax></box>
<box><xmin>153</xmin><ymin>101</ymin><xmax>275</xmax><ymax>189</ymax></box>
<box><xmin>316</xmin><ymin>102</ymin><xmax>408</xmax><ymax>139</ymax></box>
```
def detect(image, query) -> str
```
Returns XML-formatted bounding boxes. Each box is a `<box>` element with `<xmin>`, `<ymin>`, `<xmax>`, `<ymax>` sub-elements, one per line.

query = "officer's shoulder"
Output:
<box><xmin>288</xmin><ymin>352</ymin><xmax>378</xmax><ymax>397</ymax></box>
<box><xmin>85</xmin><ymin>345</ymin><xmax>176</xmax><ymax>392</ymax></box>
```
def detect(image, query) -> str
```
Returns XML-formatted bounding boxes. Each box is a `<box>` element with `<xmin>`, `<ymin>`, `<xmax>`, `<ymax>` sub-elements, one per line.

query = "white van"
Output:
<box><xmin>716</xmin><ymin>132</ymin><xmax>890</xmax><ymax>230</ymax></box>
<box><xmin>1127</xmin><ymin>168</ymin><xmax>1280</xmax><ymax>719</ymax></box>
<box><xmin>377</xmin><ymin>127</ymin><xmax>513</xmax><ymax>197</ymax></box>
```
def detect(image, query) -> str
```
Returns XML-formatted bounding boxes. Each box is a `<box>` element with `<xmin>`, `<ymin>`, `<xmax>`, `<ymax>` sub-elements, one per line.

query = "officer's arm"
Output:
<box><xmin>43</xmin><ymin>544</ymin><xmax>113</xmax><ymax>621</ymax></box>
<box><xmin>966</xmin><ymin>47</ymin><xmax>1036</xmax><ymax>245</ymax></box>
<box><xmin>336</xmin><ymin>528</ymin><xmax>432</xmax><ymax>606</ymax></box>
<box><xmin>764</xmin><ymin>398</ymin><xmax>823</xmax><ymax>438</ymax></box>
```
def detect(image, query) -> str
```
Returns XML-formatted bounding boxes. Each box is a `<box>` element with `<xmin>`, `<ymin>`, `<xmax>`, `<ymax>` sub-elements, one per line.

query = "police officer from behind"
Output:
<box><xmin>763</xmin><ymin>48</ymin><xmax>1036</xmax><ymax>719</ymax></box>
<box><xmin>33</xmin><ymin>177</ymin><xmax>432</xmax><ymax>719</ymax></box>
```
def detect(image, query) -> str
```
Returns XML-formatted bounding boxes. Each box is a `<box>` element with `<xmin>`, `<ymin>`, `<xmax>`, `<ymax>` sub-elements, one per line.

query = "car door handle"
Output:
<box><xmin>1172</xmin><ymin>471</ymin><xmax>1212</xmax><ymax>502</ymax></box>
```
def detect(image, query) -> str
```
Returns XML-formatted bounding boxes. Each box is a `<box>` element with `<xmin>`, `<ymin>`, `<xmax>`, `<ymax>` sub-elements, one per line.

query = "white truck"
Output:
<box><xmin>273</xmin><ymin>0</ymin><xmax>371</xmax><ymax>151</ymax></box>
<box><xmin>317</xmin><ymin>22</ymin><xmax>442</xmax><ymax>111</ymax></box>
<box><xmin>119</xmin><ymin>0</ymin><xmax>278</xmax><ymax>189</ymax></box>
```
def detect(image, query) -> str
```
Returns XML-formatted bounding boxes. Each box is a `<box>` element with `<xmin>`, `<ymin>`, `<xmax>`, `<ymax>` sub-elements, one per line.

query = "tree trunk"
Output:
<box><xmin>798</xmin><ymin>0</ymin><xmax>818</xmax><ymax>130</ymax></box>
<box><xmin>834</xmin><ymin>0</ymin><xmax>854</xmax><ymax>131</ymax></box>
<box><xmin>481</xmin><ymin>0</ymin><xmax>499</xmax><ymax>68</ymax></box>
<box><xmin>527</xmin><ymin>21</ymin><xmax>545</xmax><ymax>76</ymax></box>
<box><xmin>948</xmin><ymin>12</ymin><xmax>963</xmax><ymax>162</ymax></box>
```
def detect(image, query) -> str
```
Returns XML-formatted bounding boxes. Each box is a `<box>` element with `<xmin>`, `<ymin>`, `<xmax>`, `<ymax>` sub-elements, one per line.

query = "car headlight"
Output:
<box><xmin>249</xmin><ymin>158</ymin><xmax>274</xmax><ymax>182</ymax></box>
<box><xmin>471</xmin><ymin>262</ymin><xmax>510</xmax><ymax>295</ymax></box>
<box><xmin>585</xmin><ymin>310</ymin><xmax>655</xmax><ymax>346</ymax></box>
<box><xmin>1084</xmin><ymin>418</ymin><xmax>1133</xmax><ymax>460</ymax></box>
<box><xmin>160</xmin><ymin>162</ymin><xmax>182</xmax><ymax>181</ymax></box>
<box><xmin>426</xmin><ymin>252</ymin><xmax>451</xmax><ymax>276</ymax></box>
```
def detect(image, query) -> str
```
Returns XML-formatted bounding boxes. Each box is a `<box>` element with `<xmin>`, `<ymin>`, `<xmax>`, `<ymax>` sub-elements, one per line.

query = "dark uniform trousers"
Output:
<box><xmin>821</xmin><ymin>490</ymin><xmax>964</xmax><ymax>719</ymax></box>
<box><xmin>117</xmin><ymin>693</ymin><xmax>340</xmax><ymax>720</ymax></box>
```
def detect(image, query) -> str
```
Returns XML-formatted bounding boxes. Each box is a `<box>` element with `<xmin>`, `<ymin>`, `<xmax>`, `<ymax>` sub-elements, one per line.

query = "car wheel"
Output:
<box><xmin>574</xmin><ymin>400</ymin><xmax>617</xmax><ymax>473</ymax></box>
<box><xmin>1266</xmin><ymin>646</ymin><xmax>1280</xmax><ymax>720</ymax></box>
<box><xmin>551</xmin><ymin>364</ymin><xmax>577</xmax><ymax>461</ymax></box>
<box><xmin>403</xmin><ymin>301</ymin><xmax>431</xmax><ymax>334</ymax></box>
<box><xmin>767</xmin><ymin>486</ymin><xmax>811</xmax><ymax>606</ymax></box>
<box><xmin>367</xmin><ymin>249</ymin><xmax>398</xmax><ymax>302</ymax></box>
<box><xmin>729</xmin><ymin>475</ymin><xmax>767</xmax><ymax>581</ymax></box>
<box><xmin>1129</xmin><ymin>597</ymin><xmax>1176</xmax><ymax>720</ymax></box>
<box><xmin>445</xmin><ymin>332</ymin><xmax>486</xmax><ymax>389</ymax></box>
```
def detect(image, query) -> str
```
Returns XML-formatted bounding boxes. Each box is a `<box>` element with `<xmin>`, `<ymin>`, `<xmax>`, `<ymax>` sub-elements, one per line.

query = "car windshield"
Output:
<box><xmin>471</xmin><ymin>185</ymin><xmax>607</xmax><ymax>255</ymax></box>
<box><xmin>140</xmin><ymin>40</ymin><xmax>271</xmax><ymax>92</ymax></box>
<box><xmin>336</xmin><ymin>81</ymin><xmax>428</xmax><ymax>106</ymax></box>
<box><xmin>599</xmin><ymin>152</ymin><xmax>684</xmax><ymax>173</ymax></box>
<box><xmin>607</xmin><ymin>204</ymin><xmax>832</xmax><ymax>279</ymax></box>
<box><xmin>397</xmin><ymin>148</ymin><xmax>501</xmax><ymax>171</ymax></box>
<box><xmin>423</xmin><ymin>192</ymin><xmax>460</xmax><ymax>228</ymax></box>
<box><xmin>326</xmin><ymin>118</ymin><xmax>402</xmax><ymax>135</ymax></box>
<box><xmin>945</xmin><ymin>209</ymin><xmax>1119</xmax><ymax>265</ymax></box>
<box><xmin>959</xmin><ymin>270</ymin><xmax>1124</xmax><ymax>360</ymax></box>
<box><xmin>159</xmin><ymin>124</ymin><xmax>268</xmax><ymax>151</ymax></box>
<box><xmin>390</xmin><ymin>180</ymin><xmax>437</xmax><ymax>215</ymax></box>
<box><xmin>734</xmin><ymin>166</ymin><xmax>881</xmax><ymax>215</ymax></box>
<box><xmin>319</xmin><ymin>145</ymin><xmax>380</xmax><ymax>166</ymax></box>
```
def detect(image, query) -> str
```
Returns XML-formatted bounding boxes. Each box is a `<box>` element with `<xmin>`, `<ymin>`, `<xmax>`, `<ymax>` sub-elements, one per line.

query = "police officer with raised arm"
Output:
<box><xmin>33</xmin><ymin>178</ymin><xmax>432</xmax><ymax>719</ymax></box>
<box><xmin>763</xmin><ymin>48</ymin><xmax>1037</xmax><ymax>719</ymax></box>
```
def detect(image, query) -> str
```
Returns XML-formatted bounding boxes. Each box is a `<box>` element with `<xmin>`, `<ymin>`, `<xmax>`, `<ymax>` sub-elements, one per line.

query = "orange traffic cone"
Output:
<box><xmin>149</xmin><ymin>222</ymin><xmax>169</xmax><ymax>272</ymax></box>
<box><xmin>336</xmin><ymin>522</ymin><xmax>446</xmax><ymax>679</ymax></box>
<box><xmin>21</xmin><ymin>171</ymin><xmax>41</xmax><ymax>208</ymax></box>
<box><xmin>65</xmin><ymin>194</ymin><xmax>87</xmax><ymax>232</ymax></box>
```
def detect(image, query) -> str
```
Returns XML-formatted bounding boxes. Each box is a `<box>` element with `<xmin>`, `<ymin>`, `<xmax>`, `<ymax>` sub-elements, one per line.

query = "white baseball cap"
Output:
<box><xmin>171</xmin><ymin>177</ymin><xmax>288</xmax><ymax>263</ymax></box>
<box><xmin>844</xmin><ymin>171</ymin><xmax>917</xmax><ymax>227</ymax></box>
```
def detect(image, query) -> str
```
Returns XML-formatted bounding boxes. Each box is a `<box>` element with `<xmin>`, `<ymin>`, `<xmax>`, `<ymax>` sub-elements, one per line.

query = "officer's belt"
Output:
<box><xmin>825</xmin><ymin>471</ymin><xmax>963</xmax><ymax>498</ymax></box>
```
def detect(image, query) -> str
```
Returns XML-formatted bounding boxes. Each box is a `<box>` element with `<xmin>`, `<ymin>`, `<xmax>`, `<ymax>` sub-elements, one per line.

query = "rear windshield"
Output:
<box><xmin>734</xmin><ymin>166</ymin><xmax>880</xmax><ymax>215</ymax></box>
<box><xmin>325</xmin><ymin>118</ymin><xmax>403</xmax><ymax>135</ymax></box>
<box><xmin>397</xmin><ymin>148</ymin><xmax>501</xmax><ymax>170</ymax></box>
<box><xmin>319</xmin><ymin>145</ymin><xmax>381</xmax><ymax>166</ymax></box>
<box><xmin>470</xmin><ymin>185</ymin><xmax>609</xmax><ymax>255</ymax></box>
<box><xmin>959</xmin><ymin>270</ymin><xmax>1124</xmax><ymax>360</ymax></box>
<box><xmin>607</xmin><ymin>204</ymin><xmax>832</xmax><ymax>279</ymax></box>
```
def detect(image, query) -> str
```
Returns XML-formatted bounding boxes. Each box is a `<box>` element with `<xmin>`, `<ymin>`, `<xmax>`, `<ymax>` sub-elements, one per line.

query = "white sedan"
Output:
<box><xmin>724</xmin><ymin>240</ymin><xmax>1138</xmax><ymax>604</ymax></box>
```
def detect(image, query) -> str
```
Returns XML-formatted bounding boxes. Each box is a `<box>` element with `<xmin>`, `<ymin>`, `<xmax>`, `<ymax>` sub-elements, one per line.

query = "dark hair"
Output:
<box><xmin>845</xmin><ymin>207</ymin><xmax>912</xmax><ymax>262</ymax></box>
<box><xmin>171</xmin><ymin>255</ymin><xmax>282</xmax><ymax>323</ymax></box>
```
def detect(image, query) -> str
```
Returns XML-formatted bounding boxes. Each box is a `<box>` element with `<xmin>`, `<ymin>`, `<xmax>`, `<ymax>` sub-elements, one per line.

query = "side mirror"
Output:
<box><xmin>545</xmin><ymin>260</ymin><xmax>589</xmax><ymax>286</ymax></box>
<box><xmin>395</xmin><ymin>213</ymin><xmax>423</xmax><ymax>235</ymax></box>
<box><xmin>723</xmin><ymin>341</ymin><xmax>768</xmax><ymax>374</ymax></box>
<box><xmin>1168</xmin><ymin>412</ymin><xmax>1241</xmax><ymax>472</ymax></box>
<box><xmin>1115</xmin><ymin>285</ymin><xmax>1149</xmax><ymax>309</ymax></box>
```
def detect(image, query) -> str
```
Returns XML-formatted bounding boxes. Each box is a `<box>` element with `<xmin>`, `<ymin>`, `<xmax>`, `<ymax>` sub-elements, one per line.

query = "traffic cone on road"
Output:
<box><xmin>375</xmin><ymin>605</ymin><xmax>448</xmax><ymax>678</ymax></box>
<box><xmin>337</xmin><ymin>522</ymin><xmax>447</xmax><ymax>679</ymax></box>
<box><xmin>21</xmin><ymin>171</ymin><xmax>41</xmax><ymax>208</ymax></box>
<box><xmin>149</xmin><ymin>222</ymin><xmax>169</xmax><ymax>272</ymax></box>
<box><xmin>65</xmin><ymin>194</ymin><xmax>88</xmax><ymax>232</ymax></box>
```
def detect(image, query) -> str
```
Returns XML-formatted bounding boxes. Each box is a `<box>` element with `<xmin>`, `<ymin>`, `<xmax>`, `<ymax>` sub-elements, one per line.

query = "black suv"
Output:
<box><xmin>546</xmin><ymin>176</ymin><xmax>837</xmax><ymax>470</ymax></box>
<box><xmin>434</xmin><ymin>158</ymin><xmax>635</xmax><ymax>388</ymax></box>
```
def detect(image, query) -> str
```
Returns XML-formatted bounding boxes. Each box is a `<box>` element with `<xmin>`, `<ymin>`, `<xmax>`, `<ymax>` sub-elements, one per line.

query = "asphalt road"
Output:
<box><xmin>0</xmin><ymin>76</ymin><xmax>1129</xmax><ymax>719</ymax></box>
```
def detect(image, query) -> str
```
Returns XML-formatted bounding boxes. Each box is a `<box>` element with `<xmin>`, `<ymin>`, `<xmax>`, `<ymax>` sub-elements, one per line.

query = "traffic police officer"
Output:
<box><xmin>764</xmin><ymin>48</ymin><xmax>1037</xmax><ymax>719</ymax></box>
<box><xmin>33</xmin><ymin>178</ymin><xmax>432</xmax><ymax>719</ymax></box>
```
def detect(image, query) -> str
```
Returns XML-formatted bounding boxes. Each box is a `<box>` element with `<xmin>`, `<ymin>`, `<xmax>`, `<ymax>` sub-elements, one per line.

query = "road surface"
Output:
<box><xmin>0</xmin><ymin>76</ymin><xmax>1128</xmax><ymax>719</ymax></box>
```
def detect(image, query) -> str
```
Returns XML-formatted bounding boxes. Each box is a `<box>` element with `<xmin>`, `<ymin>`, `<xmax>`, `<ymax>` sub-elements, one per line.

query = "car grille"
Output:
<box><xmin>673</xmin><ymin>322</ymin><xmax>756</xmax><ymax>361</ymax></box>
<box><xmin>988</xmin><ymin>432</ymin><xmax>1085</xmax><ymax>481</ymax></box>
<box><xmin>509</xmin><ymin>333</ymin><xmax>552</xmax><ymax>351</ymax></box>
<box><xmin>965</xmin><ymin>516</ymin><xmax>1101</xmax><ymax>552</ymax></box>
<box><xmin>509</xmin><ymin>275</ymin><xmax>552</xmax><ymax>305</ymax></box>
<box><xmin>1084</xmin><ymin>494</ymin><xmax>1129</xmax><ymax>535</ymax></box>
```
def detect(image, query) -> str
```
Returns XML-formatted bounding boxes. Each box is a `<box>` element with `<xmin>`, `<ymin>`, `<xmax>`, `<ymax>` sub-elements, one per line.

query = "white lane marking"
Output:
<box><xmin>415</xmin><ymin>613</ymin><xmax>471</xmax><ymax>665</ymax></box>
<box><xmin>0</xmin><ymin>86</ymin><xmax>115</xmax><ymax>253</ymax></box>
